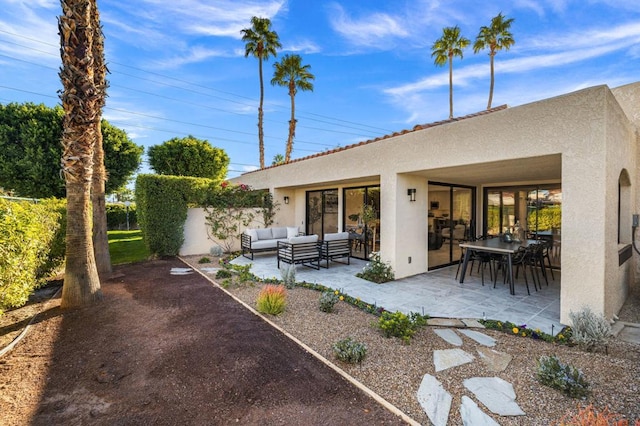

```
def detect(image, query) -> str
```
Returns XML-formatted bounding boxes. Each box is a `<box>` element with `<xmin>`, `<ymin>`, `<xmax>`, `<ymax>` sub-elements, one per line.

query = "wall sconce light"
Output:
<box><xmin>407</xmin><ymin>188</ymin><xmax>416</xmax><ymax>202</ymax></box>
<box><xmin>284</xmin><ymin>196</ymin><xmax>290</xmax><ymax>205</ymax></box>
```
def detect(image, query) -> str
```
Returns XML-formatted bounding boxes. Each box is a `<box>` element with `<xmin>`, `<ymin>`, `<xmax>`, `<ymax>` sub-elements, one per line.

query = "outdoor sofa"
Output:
<box><xmin>241</xmin><ymin>226</ymin><xmax>300</xmax><ymax>260</ymax></box>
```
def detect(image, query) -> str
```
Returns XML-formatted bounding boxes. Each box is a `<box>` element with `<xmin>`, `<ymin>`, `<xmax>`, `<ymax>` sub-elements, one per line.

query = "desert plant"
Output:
<box><xmin>280</xmin><ymin>264</ymin><xmax>296</xmax><ymax>289</ymax></box>
<box><xmin>569</xmin><ymin>307</ymin><xmax>612</xmax><ymax>351</ymax></box>
<box><xmin>375</xmin><ymin>311</ymin><xmax>426</xmax><ymax>344</ymax></box>
<box><xmin>210</xmin><ymin>245</ymin><xmax>224</xmax><ymax>257</ymax></box>
<box><xmin>536</xmin><ymin>355</ymin><xmax>590</xmax><ymax>398</ymax></box>
<box><xmin>557</xmin><ymin>403</ymin><xmax>635</xmax><ymax>426</ymax></box>
<box><xmin>319</xmin><ymin>290</ymin><xmax>340</xmax><ymax>313</ymax></box>
<box><xmin>198</xmin><ymin>256</ymin><xmax>211</xmax><ymax>264</ymax></box>
<box><xmin>215</xmin><ymin>269</ymin><xmax>232</xmax><ymax>279</ymax></box>
<box><xmin>333</xmin><ymin>337</ymin><xmax>367</xmax><ymax>364</ymax></box>
<box><xmin>356</xmin><ymin>252</ymin><xmax>394</xmax><ymax>283</ymax></box>
<box><xmin>256</xmin><ymin>284</ymin><xmax>287</xmax><ymax>315</ymax></box>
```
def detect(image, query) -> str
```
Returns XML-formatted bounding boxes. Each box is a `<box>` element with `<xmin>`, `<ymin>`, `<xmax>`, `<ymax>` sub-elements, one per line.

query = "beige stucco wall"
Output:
<box><xmin>179</xmin><ymin>207</ymin><xmax>277</xmax><ymax>255</ymax></box>
<box><xmin>229</xmin><ymin>82</ymin><xmax>640</xmax><ymax>324</ymax></box>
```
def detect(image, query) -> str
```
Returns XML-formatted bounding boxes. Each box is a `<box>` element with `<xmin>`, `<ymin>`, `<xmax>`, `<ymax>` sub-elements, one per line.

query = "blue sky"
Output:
<box><xmin>1</xmin><ymin>1</ymin><xmax>639</xmax><ymax>179</ymax></box>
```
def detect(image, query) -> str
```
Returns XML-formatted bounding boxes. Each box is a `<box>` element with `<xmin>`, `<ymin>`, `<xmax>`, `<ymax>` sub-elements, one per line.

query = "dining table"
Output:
<box><xmin>458</xmin><ymin>238</ymin><xmax>538</xmax><ymax>295</ymax></box>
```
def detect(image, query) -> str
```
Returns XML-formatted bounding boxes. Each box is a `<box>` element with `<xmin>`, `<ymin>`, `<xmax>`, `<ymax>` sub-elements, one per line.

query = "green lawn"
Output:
<box><xmin>108</xmin><ymin>230</ymin><xmax>150</xmax><ymax>265</ymax></box>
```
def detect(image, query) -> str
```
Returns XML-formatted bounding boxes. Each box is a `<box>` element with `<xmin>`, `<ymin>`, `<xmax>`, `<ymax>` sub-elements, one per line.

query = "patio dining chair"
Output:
<box><xmin>494</xmin><ymin>246</ymin><xmax>537</xmax><ymax>295</ymax></box>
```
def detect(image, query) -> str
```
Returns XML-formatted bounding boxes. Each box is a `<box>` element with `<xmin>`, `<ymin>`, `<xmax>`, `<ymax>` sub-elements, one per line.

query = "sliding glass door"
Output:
<box><xmin>343</xmin><ymin>186</ymin><xmax>380</xmax><ymax>260</ymax></box>
<box><xmin>484</xmin><ymin>185</ymin><xmax>561</xmax><ymax>267</ymax></box>
<box><xmin>306</xmin><ymin>189</ymin><xmax>338</xmax><ymax>237</ymax></box>
<box><xmin>428</xmin><ymin>183</ymin><xmax>475</xmax><ymax>269</ymax></box>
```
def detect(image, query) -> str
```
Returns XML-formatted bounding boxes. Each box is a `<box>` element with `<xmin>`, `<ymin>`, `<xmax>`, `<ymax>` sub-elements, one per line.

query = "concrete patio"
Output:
<box><xmin>231</xmin><ymin>254</ymin><xmax>564</xmax><ymax>336</ymax></box>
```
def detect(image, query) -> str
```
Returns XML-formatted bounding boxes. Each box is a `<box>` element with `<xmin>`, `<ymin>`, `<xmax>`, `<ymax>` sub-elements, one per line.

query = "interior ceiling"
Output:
<box><xmin>420</xmin><ymin>154</ymin><xmax>561</xmax><ymax>187</ymax></box>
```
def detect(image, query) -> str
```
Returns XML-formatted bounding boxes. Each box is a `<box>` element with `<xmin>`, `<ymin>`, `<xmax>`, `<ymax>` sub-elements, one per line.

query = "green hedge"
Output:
<box><xmin>106</xmin><ymin>203</ymin><xmax>138</xmax><ymax>230</ymax></box>
<box><xmin>0</xmin><ymin>198</ymin><xmax>66</xmax><ymax>314</ymax></box>
<box><xmin>135</xmin><ymin>174</ymin><xmax>214</xmax><ymax>256</ymax></box>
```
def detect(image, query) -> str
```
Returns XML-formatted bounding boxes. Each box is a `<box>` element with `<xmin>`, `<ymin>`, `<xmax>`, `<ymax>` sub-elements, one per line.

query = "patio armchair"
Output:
<box><xmin>319</xmin><ymin>232</ymin><xmax>351</xmax><ymax>268</ymax></box>
<box><xmin>277</xmin><ymin>235</ymin><xmax>321</xmax><ymax>270</ymax></box>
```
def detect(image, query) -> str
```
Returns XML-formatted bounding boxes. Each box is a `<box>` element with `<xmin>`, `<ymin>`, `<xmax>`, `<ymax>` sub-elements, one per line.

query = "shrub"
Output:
<box><xmin>333</xmin><ymin>337</ymin><xmax>367</xmax><ymax>364</ymax></box>
<box><xmin>210</xmin><ymin>245</ymin><xmax>224</xmax><ymax>257</ymax></box>
<box><xmin>375</xmin><ymin>311</ymin><xmax>426</xmax><ymax>344</ymax></box>
<box><xmin>569</xmin><ymin>307</ymin><xmax>612</xmax><ymax>351</ymax></box>
<box><xmin>256</xmin><ymin>285</ymin><xmax>287</xmax><ymax>315</ymax></box>
<box><xmin>0</xmin><ymin>198</ymin><xmax>65</xmax><ymax>314</ymax></box>
<box><xmin>536</xmin><ymin>355</ymin><xmax>590</xmax><ymax>398</ymax></box>
<box><xmin>280</xmin><ymin>264</ymin><xmax>296</xmax><ymax>289</ymax></box>
<box><xmin>215</xmin><ymin>269</ymin><xmax>232</xmax><ymax>279</ymax></box>
<box><xmin>198</xmin><ymin>257</ymin><xmax>211</xmax><ymax>264</ymax></box>
<box><xmin>319</xmin><ymin>291</ymin><xmax>340</xmax><ymax>313</ymax></box>
<box><xmin>557</xmin><ymin>404</ymin><xmax>635</xmax><ymax>426</ymax></box>
<box><xmin>356</xmin><ymin>252</ymin><xmax>394</xmax><ymax>283</ymax></box>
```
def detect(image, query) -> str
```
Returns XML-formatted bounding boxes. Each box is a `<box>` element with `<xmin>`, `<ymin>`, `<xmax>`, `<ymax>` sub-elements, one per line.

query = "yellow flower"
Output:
<box><xmin>512</xmin><ymin>327</ymin><xmax>519</xmax><ymax>334</ymax></box>
<box><xmin>535</xmin><ymin>328</ymin><xmax>541</xmax><ymax>334</ymax></box>
<box><xmin>497</xmin><ymin>322</ymin><xmax>502</xmax><ymax>328</ymax></box>
<box><xmin>558</xmin><ymin>334</ymin><xmax>564</xmax><ymax>340</ymax></box>
<box><xmin>334</xmin><ymin>290</ymin><xmax>339</xmax><ymax>295</ymax></box>
<box><xmin>521</xmin><ymin>332</ymin><xmax>526</xmax><ymax>337</ymax></box>
<box><xmin>339</xmin><ymin>296</ymin><xmax>344</xmax><ymax>301</ymax></box>
<box><xmin>356</xmin><ymin>298</ymin><xmax>360</xmax><ymax>302</ymax></box>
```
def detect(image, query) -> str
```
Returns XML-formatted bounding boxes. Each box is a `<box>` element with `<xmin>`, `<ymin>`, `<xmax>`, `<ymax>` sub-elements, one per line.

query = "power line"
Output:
<box><xmin>0</xmin><ymin>29</ymin><xmax>395</xmax><ymax>134</ymax></box>
<box><xmin>0</xmin><ymin>84</ymin><xmax>336</xmax><ymax>149</ymax></box>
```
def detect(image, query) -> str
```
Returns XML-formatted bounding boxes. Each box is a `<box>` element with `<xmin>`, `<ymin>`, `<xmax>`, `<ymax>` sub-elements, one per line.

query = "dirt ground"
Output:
<box><xmin>0</xmin><ymin>258</ymin><xmax>406</xmax><ymax>425</ymax></box>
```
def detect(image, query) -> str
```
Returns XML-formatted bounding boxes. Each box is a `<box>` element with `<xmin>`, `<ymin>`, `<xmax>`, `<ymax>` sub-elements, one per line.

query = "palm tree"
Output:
<box><xmin>431</xmin><ymin>26</ymin><xmax>470</xmax><ymax>119</ymax></box>
<box><xmin>272</xmin><ymin>153</ymin><xmax>285</xmax><ymax>165</ymax></box>
<box><xmin>241</xmin><ymin>17</ymin><xmax>281</xmax><ymax>169</ymax></box>
<box><xmin>473</xmin><ymin>13</ymin><xmax>515</xmax><ymax>109</ymax></box>
<box><xmin>90</xmin><ymin>3</ymin><xmax>112</xmax><ymax>278</ymax></box>
<box><xmin>270</xmin><ymin>54</ymin><xmax>315</xmax><ymax>163</ymax></box>
<box><xmin>59</xmin><ymin>0</ymin><xmax>102</xmax><ymax>307</ymax></box>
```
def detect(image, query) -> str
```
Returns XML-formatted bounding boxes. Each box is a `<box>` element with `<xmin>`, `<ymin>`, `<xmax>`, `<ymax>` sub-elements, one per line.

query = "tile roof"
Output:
<box><xmin>243</xmin><ymin>104</ymin><xmax>508</xmax><ymax>175</ymax></box>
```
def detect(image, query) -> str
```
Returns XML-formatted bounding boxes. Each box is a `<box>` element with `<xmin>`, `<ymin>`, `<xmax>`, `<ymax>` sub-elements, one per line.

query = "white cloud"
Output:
<box><xmin>153</xmin><ymin>46</ymin><xmax>236</xmax><ymax>69</ymax></box>
<box><xmin>327</xmin><ymin>3</ymin><xmax>409</xmax><ymax>49</ymax></box>
<box><xmin>284</xmin><ymin>39</ymin><xmax>322</xmax><ymax>54</ymax></box>
<box><xmin>0</xmin><ymin>1</ymin><xmax>58</xmax><ymax>64</ymax></box>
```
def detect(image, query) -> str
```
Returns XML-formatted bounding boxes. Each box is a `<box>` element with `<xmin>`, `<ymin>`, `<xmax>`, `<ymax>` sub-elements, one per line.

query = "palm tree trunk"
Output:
<box><xmin>487</xmin><ymin>53</ymin><xmax>495</xmax><ymax>110</ymax></box>
<box><xmin>91</xmin><ymin>4</ymin><xmax>111</xmax><ymax>278</ymax></box>
<box><xmin>59</xmin><ymin>0</ymin><xmax>102</xmax><ymax>308</ymax></box>
<box><xmin>448</xmin><ymin>57</ymin><xmax>454</xmax><ymax>119</ymax></box>
<box><xmin>285</xmin><ymin>84</ymin><xmax>296</xmax><ymax>162</ymax></box>
<box><xmin>258</xmin><ymin>56</ymin><xmax>265</xmax><ymax>169</ymax></box>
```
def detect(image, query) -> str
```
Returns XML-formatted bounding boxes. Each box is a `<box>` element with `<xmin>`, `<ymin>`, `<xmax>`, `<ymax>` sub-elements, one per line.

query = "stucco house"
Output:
<box><xmin>221</xmin><ymin>82</ymin><xmax>640</xmax><ymax>325</ymax></box>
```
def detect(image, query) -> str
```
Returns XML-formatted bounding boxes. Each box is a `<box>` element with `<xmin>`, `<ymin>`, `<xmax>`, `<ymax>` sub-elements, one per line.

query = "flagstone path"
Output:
<box><xmin>418</xmin><ymin>320</ymin><xmax>526</xmax><ymax>425</ymax></box>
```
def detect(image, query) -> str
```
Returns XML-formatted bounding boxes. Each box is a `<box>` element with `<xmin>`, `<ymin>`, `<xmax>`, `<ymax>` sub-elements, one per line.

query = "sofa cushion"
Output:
<box><xmin>245</xmin><ymin>229</ymin><xmax>258</xmax><ymax>241</ymax></box>
<box><xmin>256</xmin><ymin>228</ymin><xmax>273</xmax><ymax>240</ymax></box>
<box><xmin>287</xmin><ymin>226</ymin><xmax>299</xmax><ymax>239</ymax></box>
<box><xmin>324</xmin><ymin>232</ymin><xmax>349</xmax><ymax>241</ymax></box>
<box><xmin>288</xmin><ymin>235</ymin><xmax>318</xmax><ymax>244</ymax></box>
<box><xmin>272</xmin><ymin>227</ymin><xmax>287</xmax><ymax>239</ymax></box>
<box><xmin>251</xmin><ymin>239</ymin><xmax>279</xmax><ymax>250</ymax></box>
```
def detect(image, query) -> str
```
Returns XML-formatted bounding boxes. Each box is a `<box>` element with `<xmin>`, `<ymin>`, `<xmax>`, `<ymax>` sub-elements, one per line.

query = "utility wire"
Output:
<box><xmin>0</xmin><ymin>30</ymin><xmax>394</xmax><ymax>134</ymax></box>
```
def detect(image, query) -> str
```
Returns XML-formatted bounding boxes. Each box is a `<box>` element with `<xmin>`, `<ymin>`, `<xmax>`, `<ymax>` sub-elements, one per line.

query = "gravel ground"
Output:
<box><xmin>182</xmin><ymin>256</ymin><xmax>640</xmax><ymax>425</ymax></box>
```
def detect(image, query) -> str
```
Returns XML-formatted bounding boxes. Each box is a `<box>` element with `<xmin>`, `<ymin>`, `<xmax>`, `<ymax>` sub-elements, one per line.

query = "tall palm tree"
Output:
<box><xmin>474</xmin><ymin>13</ymin><xmax>515</xmax><ymax>109</ymax></box>
<box><xmin>241</xmin><ymin>17</ymin><xmax>281</xmax><ymax>169</ymax></box>
<box><xmin>431</xmin><ymin>26</ymin><xmax>470</xmax><ymax>119</ymax></box>
<box><xmin>59</xmin><ymin>0</ymin><xmax>102</xmax><ymax>308</ymax></box>
<box><xmin>270</xmin><ymin>54</ymin><xmax>315</xmax><ymax>163</ymax></box>
<box><xmin>90</xmin><ymin>3</ymin><xmax>112</xmax><ymax>278</ymax></box>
